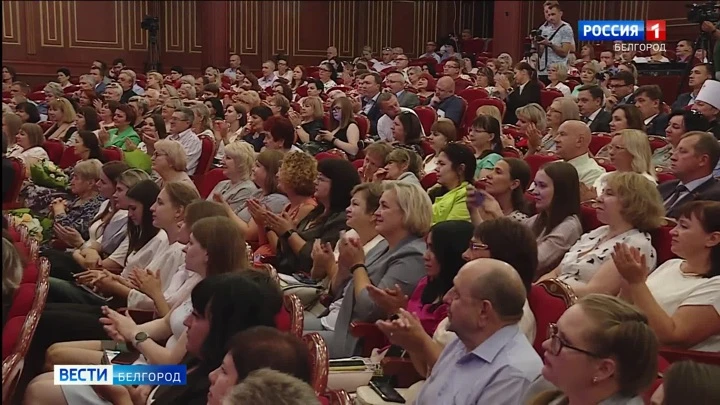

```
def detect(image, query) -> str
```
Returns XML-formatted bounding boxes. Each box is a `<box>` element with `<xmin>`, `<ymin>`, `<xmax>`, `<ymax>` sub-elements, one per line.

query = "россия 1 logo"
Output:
<box><xmin>578</xmin><ymin>20</ymin><xmax>666</xmax><ymax>41</ymax></box>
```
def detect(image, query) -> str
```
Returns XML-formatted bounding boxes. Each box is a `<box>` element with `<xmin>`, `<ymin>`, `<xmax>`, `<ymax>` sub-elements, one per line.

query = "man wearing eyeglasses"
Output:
<box><xmin>155</xmin><ymin>107</ymin><xmax>202</xmax><ymax>175</ymax></box>
<box><xmin>414</xmin><ymin>259</ymin><xmax>542</xmax><ymax>405</ymax></box>
<box><xmin>419</xmin><ymin>42</ymin><xmax>441</xmax><ymax>63</ymax></box>
<box><xmin>385</xmin><ymin>72</ymin><xmax>418</xmax><ymax>109</ymax></box>
<box><xmin>604</xmin><ymin>71</ymin><xmax>636</xmax><ymax>111</ymax></box>
<box><xmin>372</xmin><ymin>48</ymin><xmax>396</xmax><ymax>72</ymax></box>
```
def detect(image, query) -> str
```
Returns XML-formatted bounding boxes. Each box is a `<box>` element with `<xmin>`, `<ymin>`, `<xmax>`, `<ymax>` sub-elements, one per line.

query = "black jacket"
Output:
<box><xmin>658</xmin><ymin>177</ymin><xmax>720</xmax><ymax>218</ymax></box>
<box><xmin>645</xmin><ymin>113</ymin><xmax>669</xmax><ymax>136</ymax></box>
<box><xmin>588</xmin><ymin>110</ymin><xmax>612</xmax><ymax>133</ymax></box>
<box><xmin>503</xmin><ymin>82</ymin><xmax>542</xmax><ymax>125</ymax></box>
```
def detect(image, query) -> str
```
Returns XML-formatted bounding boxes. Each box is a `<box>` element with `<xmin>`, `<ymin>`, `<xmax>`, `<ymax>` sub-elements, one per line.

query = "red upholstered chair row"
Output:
<box><xmin>413</xmin><ymin>105</ymin><xmax>437</xmax><ymax>135</ymax></box>
<box><xmin>2</xmin><ymin>157</ymin><xmax>25</xmax><ymax>210</ymax></box>
<box><xmin>527</xmin><ymin>278</ymin><xmax>578</xmax><ymax>356</ymax></box>
<box><xmin>589</xmin><ymin>132</ymin><xmax>613</xmax><ymax>156</ymax></box>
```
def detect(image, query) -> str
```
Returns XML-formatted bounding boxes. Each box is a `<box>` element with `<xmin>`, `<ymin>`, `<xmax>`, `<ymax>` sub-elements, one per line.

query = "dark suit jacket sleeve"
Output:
<box><xmin>592</xmin><ymin>111</ymin><xmax>612</xmax><ymax>133</ymax></box>
<box><xmin>294</xmin><ymin>211</ymin><xmax>349</xmax><ymax>272</ymax></box>
<box><xmin>671</xmin><ymin>93</ymin><xmax>691</xmax><ymax>111</ymax></box>
<box><xmin>648</xmin><ymin>113</ymin><xmax>669</xmax><ymax>136</ymax></box>
<box><xmin>441</xmin><ymin>97</ymin><xmax>464</xmax><ymax>126</ymax></box>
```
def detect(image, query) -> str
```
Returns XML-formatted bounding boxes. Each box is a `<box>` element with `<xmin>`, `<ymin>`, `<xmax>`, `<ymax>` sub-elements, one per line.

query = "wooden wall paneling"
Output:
<box><xmin>159</xmin><ymin>0</ymin><xmax>201</xmax><ymax>73</ymax></box>
<box><xmin>229</xmin><ymin>0</ymin><xmax>262</xmax><ymax>69</ymax></box>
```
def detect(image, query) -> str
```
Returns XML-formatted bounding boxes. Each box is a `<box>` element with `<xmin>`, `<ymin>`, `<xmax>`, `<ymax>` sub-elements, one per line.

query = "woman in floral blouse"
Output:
<box><xmin>48</xmin><ymin>159</ymin><xmax>105</xmax><ymax>242</ymax></box>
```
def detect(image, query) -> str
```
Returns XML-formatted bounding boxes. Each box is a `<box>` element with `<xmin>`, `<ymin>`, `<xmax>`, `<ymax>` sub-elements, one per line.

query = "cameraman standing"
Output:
<box><xmin>701</xmin><ymin>20</ymin><xmax>720</xmax><ymax>80</ymax></box>
<box><xmin>536</xmin><ymin>2</ymin><xmax>575</xmax><ymax>85</ymax></box>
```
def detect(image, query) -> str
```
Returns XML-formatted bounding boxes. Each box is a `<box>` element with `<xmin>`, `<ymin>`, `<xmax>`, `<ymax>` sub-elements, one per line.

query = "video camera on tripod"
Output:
<box><xmin>686</xmin><ymin>1</ymin><xmax>720</xmax><ymax>23</ymax></box>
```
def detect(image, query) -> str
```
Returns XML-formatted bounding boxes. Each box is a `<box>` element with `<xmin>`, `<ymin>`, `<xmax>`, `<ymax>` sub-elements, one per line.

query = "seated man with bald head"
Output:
<box><xmin>553</xmin><ymin>120</ymin><xmax>606</xmax><ymax>187</ymax></box>
<box><xmin>414</xmin><ymin>258</ymin><xmax>542</xmax><ymax>405</ymax></box>
<box><xmin>429</xmin><ymin>76</ymin><xmax>465</xmax><ymax>127</ymax></box>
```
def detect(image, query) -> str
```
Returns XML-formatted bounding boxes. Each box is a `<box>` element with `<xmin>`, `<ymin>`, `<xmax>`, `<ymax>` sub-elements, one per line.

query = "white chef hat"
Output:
<box><xmin>695</xmin><ymin>80</ymin><xmax>720</xmax><ymax>110</ymax></box>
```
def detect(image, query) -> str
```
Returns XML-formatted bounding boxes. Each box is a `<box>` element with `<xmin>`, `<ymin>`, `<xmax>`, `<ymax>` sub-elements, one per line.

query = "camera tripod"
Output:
<box><xmin>144</xmin><ymin>30</ymin><xmax>161</xmax><ymax>73</ymax></box>
<box><xmin>676</xmin><ymin>29</ymin><xmax>714</xmax><ymax>95</ymax></box>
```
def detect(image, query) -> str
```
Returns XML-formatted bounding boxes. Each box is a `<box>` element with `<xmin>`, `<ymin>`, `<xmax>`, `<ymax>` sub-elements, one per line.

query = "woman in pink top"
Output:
<box><xmin>368</xmin><ymin>220</ymin><xmax>474</xmax><ymax>335</ymax></box>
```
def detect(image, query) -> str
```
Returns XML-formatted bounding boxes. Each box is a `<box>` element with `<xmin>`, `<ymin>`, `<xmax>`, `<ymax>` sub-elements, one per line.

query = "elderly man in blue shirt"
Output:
<box><xmin>410</xmin><ymin>258</ymin><xmax>542</xmax><ymax>405</ymax></box>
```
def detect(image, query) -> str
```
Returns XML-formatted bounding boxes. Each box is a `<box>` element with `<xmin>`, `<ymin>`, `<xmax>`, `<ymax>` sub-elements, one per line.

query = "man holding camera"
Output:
<box><xmin>535</xmin><ymin>2</ymin><xmax>575</xmax><ymax>85</ymax></box>
<box><xmin>701</xmin><ymin>20</ymin><xmax>720</xmax><ymax>80</ymax></box>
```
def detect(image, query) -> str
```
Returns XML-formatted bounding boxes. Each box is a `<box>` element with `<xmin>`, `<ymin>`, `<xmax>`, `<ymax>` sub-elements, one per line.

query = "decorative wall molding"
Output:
<box><xmin>2</xmin><ymin>1</ymin><xmax>22</xmax><ymax>45</ymax></box>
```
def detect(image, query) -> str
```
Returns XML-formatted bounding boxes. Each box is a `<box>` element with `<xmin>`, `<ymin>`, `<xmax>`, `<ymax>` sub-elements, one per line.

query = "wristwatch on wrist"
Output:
<box><xmin>133</xmin><ymin>331</ymin><xmax>149</xmax><ymax>346</ymax></box>
<box><xmin>349</xmin><ymin>263</ymin><xmax>366</xmax><ymax>274</ymax></box>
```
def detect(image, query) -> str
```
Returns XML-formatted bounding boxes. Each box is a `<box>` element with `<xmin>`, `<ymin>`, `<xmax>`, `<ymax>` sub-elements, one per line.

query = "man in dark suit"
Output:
<box><xmin>605</xmin><ymin>71</ymin><xmax>636</xmax><ymax>111</ymax></box>
<box><xmin>671</xmin><ymin>64</ymin><xmax>714</xmax><ymax>110</ymax></box>
<box><xmin>635</xmin><ymin>85</ymin><xmax>669</xmax><ymax>136</ymax></box>
<box><xmin>502</xmin><ymin>62</ymin><xmax>541</xmax><ymax>125</ymax></box>
<box><xmin>658</xmin><ymin>131</ymin><xmax>720</xmax><ymax>218</ymax></box>
<box><xmin>385</xmin><ymin>72</ymin><xmax>419</xmax><ymax>109</ymax></box>
<box><xmin>577</xmin><ymin>85</ymin><xmax>612</xmax><ymax>133</ymax></box>
<box><xmin>357</xmin><ymin>72</ymin><xmax>384</xmax><ymax>136</ymax></box>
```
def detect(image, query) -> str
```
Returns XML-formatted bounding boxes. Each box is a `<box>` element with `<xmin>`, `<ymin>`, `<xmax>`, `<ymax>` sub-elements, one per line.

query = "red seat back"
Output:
<box><xmin>528</xmin><ymin>279</ymin><xmax>577</xmax><ymax>356</ymax></box>
<box><xmin>354</xmin><ymin>114</ymin><xmax>369</xmax><ymax>139</ymax></box>
<box><xmin>648</xmin><ymin>136</ymin><xmax>669</xmax><ymax>152</ymax></box>
<box><xmin>101</xmin><ymin>146</ymin><xmax>124</xmax><ymax>162</ymax></box>
<box><xmin>59</xmin><ymin>146</ymin><xmax>81</xmax><ymax>169</ymax></box>
<box><xmin>580</xmin><ymin>204</ymin><xmax>603</xmax><ymax>233</ymax></box>
<box><xmin>193</xmin><ymin>134</ymin><xmax>217</xmax><ymax>179</ymax></box>
<box><xmin>502</xmin><ymin>146</ymin><xmax>522</xmax><ymax>158</ymax></box>
<box><xmin>458</xmin><ymin>87</ymin><xmax>489</xmax><ymax>103</ymax></box>
<box><xmin>656</xmin><ymin>171</ymin><xmax>676</xmax><ymax>184</ymax></box>
<box><xmin>2</xmin><ymin>157</ymin><xmax>25</xmax><ymax>207</ymax></box>
<box><xmin>650</xmin><ymin>224</ymin><xmax>676</xmax><ymax>266</ymax></box>
<box><xmin>524</xmin><ymin>153</ymin><xmax>559</xmax><ymax>180</ymax></box>
<box><xmin>420</xmin><ymin>172</ymin><xmax>438</xmax><ymax>190</ymax></box>
<box><xmin>413</xmin><ymin>105</ymin><xmax>437</xmax><ymax>135</ymax></box>
<box><xmin>41</xmin><ymin>139</ymin><xmax>65</xmax><ymax>164</ymax></box>
<box><xmin>198</xmin><ymin>168</ymin><xmax>228</xmax><ymax>199</ymax></box>
<box><xmin>589</xmin><ymin>133</ymin><xmax>613</xmax><ymax>156</ymax></box>
<box><xmin>302</xmin><ymin>332</ymin><xmax>329</xmax><ymax>396</ymax></box>
<box><xmin>283</xmin><ymin>294</ymin><xmax>304</xmax><ymax>338</ymax></box>
<box><xmin>659</xmin><ymin>347</ymin><xmax>720</xmax><ymax>366</ymax></box>
<box><xmin>540</xmin><ymin>89</ymin><xmax>563</xmax><ymax>110</ymax></box>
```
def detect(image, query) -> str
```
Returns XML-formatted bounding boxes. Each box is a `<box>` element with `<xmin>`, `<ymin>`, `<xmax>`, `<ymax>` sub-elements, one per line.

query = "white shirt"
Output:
<box><xmin>558</xmin><ymin>226</ymin><xmax>656</xmax><ymax>289</ymax></box>
<box><xmin>377</xmin><ymin>107</ymin><xmax>425</xmax><ymax>142</ymax></box>
<box><xmin>223</xmin><ymin>68</ymin><xmax>237</xmax><ymax>80</ymax></box>
<box><xmin>17</xmin><ymin>146</ymin><xmax>49</xmax><ymax>164</ymax></box>
<box><xmin>120</xmin><ymin>230</ymin><xmax>169</xmax><ymax>279</ymax></box>
<box><xmin>258</xmin><ymin>73</ymin><xmax>278</xmax><ymax>90</ymax></box>
<box><xmin>126</xmin><ymin>241</ymin><xmax>187</xmax><ymax>311</ymax></box>
<box><xmin>644</xmin><ymin>113</ymin><xmax>658</xmax><ymax>126</ymax></box>
<box><xmin>167</xmin><ymin>128</ymin><xmax>202</xmax><ymax>175</ymax></box>
<box><xmin>566</xmin><ymin>153</ymin><xmax>606</xmax><ymax>187</ymax></box>
<box><xmin>276</xmin><ymin>70</ymin><xmax>293</xmax><ymax>83</ymax></box>
<box><xmin>420</xmin><ymin>52</ymin><xmax>442</xmax><ymax>63</ymax></box>
<box><xmin>373</xmin><ymin>61</ymin><xmax>396</xmax><ymax>72</ymax></box>
<box><xmin>646</xmin><ymin>259</ymin><xmax>720</xmax><ymax>352</ymax></box>
<box><xmin>547</xmin><ymin>82</ymin><xmax>571</xmax><ymax>96</ymax></box>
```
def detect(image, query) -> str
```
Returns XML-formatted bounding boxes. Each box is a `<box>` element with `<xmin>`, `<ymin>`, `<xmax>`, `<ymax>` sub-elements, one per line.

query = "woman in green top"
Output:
<box><xmin>429</xmin><ymin>142</ymin><xmax>477</xmax><ymax>224</ymax></box>
<box><xmin>468</xmin><ymin>114</ymin><xmax>503</xmax><ymax>180</ymax></box>
<box><xmin>99</xmin><ymin>104</ymin><xmax>141</xmax><ymax>151</ymax></box>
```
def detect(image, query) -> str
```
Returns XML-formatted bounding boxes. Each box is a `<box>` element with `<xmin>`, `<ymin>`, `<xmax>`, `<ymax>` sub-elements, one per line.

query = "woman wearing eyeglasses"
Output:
<box><xmin>524</xmin><ymin>294</ymin><xmax>658</xmax><ymax>405</ymax></box>
<box><xmin>151</xmin><ymin>139</ymin><xmax>197</xmax><ymax>192</ymax></box>
<box><xmin>316</xmin><ymin>97</ymin><xmax>359</xmax><ymax>157</ymax></box>
<box><xmin>318</xmin><ymin>62</ymin><xmax>338</xmax><ymax>92</ymax></box>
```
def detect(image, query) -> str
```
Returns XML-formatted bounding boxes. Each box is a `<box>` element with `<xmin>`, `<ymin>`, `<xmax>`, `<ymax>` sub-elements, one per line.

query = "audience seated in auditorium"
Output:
<box><xmin>359</xmin><ymin>141</ymin><xmax>393</xmax><ymax>183</ymax></box>
<box><xmin>577</xmin><ymin>85</ymin><xmax>612</xmax><ymax>133</ymax></box>
<box><xmin>540</xmin><ymin>172</ymin><xmax>665</xmax><ymax>297</ymax></box>
<box><xmin>422</xmin><ymin>118</ymin><xmax>456</xmax><ymax>174</ymax></box>
<box><xmin>14</xmin><ymin>101</ymin><xmax>42</xmax><ymax>124</ymax></box>
<box><xmin>605</xmin><ymin>71</ymin><xmax>637</xmax><ymax>109</ymax></box>
<box><xmin>357</xmin><ymin>72</ymin><xmax>383</xmax><ymax>135</ymax></box>
<box><xmin>526</xmin><ymin>96</ymin><xmax>580</xmax><ymax>156</ymax></box>
<box><xmin>263</xmin><ymin>116</ymin><xmax>302</xmax><ymax>154</ymax></box>
<box><xmin>11</xmin><ymin>123</ymin><xmax>49</xmax><ymax>170</ymax></box>
<box><xmin>377</xmin><ymin>93</ymin><xmax>423</xmax><ymax>143</ymax></box>
<box><xmin>390</xmin><ymin>111</ymin><xmax>425</xmax><ymax>157</ymax></box>
<box><xmin>691</xmin><ymin>80</ymin><xmax>720</xmax><ymax>139</ymax></box>
<box><xmin>522</xmin><ymin>294</ymin><xmax>659</xmax><ymax>405</ymax></box>
<box><xmin>240</xmin><ymin>105</ymin><xmax>272</xmax><ymax>153</ymax></box>
<box><xmin>44</xmin><ymin>98</ymin><xmax>78</xmax><ymax>143</ymax></box>
<box><xmin>150</xmin><ymin>139</ymin><xmax>197</xmax><ymax>192</ymax></box>
<box><xmin>208</xmin><ymin>141</ymin><xmax>257</xmax><ymax>214</ymax></box>
<box><xmin>221</xmin><ymin>368</ymin><xmax>319</xmax><ymax>405</ymax></box>
<box><xmin>386</xmin><ymin>71</ymin><xmax>419</xmax><ymax>109</ymax></box>
<box><xmin>500</xmin><ymin>62</ymin><xmax>542</xmax><ymax>126</ymax></box>
<box><xmin>319</xmin><ymin>97</ymin><xmax>360</xmax><ymax>156</ymax></box>
<box><xmin>373</xmin><ymin>147</ymin><xmax>422</xmax><ymax>186</ymax></box>
<box><xmin>671</xmin><ymin>64</ymin><xmax>714</xmax><ymax>110</ymax></box>
<box><xmin>650</xmin><ymin>360</ymin><xmax>720</xmax><ymax>405</ymax></box>
<box><xmin>659</xmin><ymin>131</ymin><xmax>720</xmax><ymax>218</ymax></box>
<box><xmin>468</xmin><ymin>114</ymin><xmax>504</xmax><ymax>179</ymax></box>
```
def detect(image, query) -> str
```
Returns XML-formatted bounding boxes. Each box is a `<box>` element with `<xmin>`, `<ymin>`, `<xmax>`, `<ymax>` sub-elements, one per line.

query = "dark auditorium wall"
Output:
<box><xmin>2</xmin><ymin>0</ymin><xmax>487</xmax><ymax>84</ymax></box>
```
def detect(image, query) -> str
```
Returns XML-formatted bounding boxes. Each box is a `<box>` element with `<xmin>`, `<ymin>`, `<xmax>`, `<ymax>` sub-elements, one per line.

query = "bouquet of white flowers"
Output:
<box><xmin>8</xmin><ymin>211</ymin><xmax>45</xmax><ymax>242</ymax></box>
<box><xmin>30</xmin><ymin>160</ymin><xmax>69</xmax><ymax>189</ymax></box>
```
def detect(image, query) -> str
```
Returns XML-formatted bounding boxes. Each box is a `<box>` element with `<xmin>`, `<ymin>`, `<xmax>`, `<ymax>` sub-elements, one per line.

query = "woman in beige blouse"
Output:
<box><xmin>151</xmin><ymin>139</ymin><xmax>198</xmax><ymax>192</ymax></box>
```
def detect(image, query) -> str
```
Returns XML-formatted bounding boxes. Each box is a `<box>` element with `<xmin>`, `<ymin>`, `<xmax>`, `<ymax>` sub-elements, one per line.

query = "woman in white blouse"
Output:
<box><xmin>11</xmin><ymin>123</ymin><xmax>49</xmax><ymax>171</ymax></box>
<box><xmin>592</xmin><ymin>129</ymin><xmax>657</xmax><ymax>193</ymax></box>
<box><xmin>614</xmin><ymin>200</ymin><xmax>720</xmax><ymax>352</ymax></box>
<box><xmin>207</xmin><ymin>141</ymin><xmax>258</xmax><ymax>215</ymax></box>
<box><xmin>539</xmin><ymin>172</ymin><xmax>666</xmax><ymax>298</ymax></box>
<box><xmin>545</xmin><ymin>62</ymin><xmax>571</xmax><ymax>97</ymax></box>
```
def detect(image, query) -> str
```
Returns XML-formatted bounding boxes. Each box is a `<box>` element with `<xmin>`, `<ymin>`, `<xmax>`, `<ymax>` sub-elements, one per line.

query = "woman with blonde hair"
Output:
<box><xmin>496</xmin><ymin>53</ymin><xmax>514</xmax><ymax>73</ymax></box>
<box><xmin>316</xmin><ymin>96</ymin><xmax>360</xmax><ymax>157</ymax></box>
<box><xmin>236</xmin><ymin>90</ymin><xmax>262</xmax><ymax>111</ymax></box>
<box><xmin>546</xmin><ymin>62</ymin><xmax>571</xmax><ymax>96</ymax></box>
<box><xmin>145</xmin><ymin>71</ymin><xmax>163</xmax><ymax>91</ymax></box>
<box><xmin>290</xmin><ymin>96</ymin><xmax>325</xmax><ymax>147</ymax></box>
<box><xmin>161</xmin><ymin>97</ymin><xmax>183</xmax><ymax>130</ymax></box>
<box><xmin>592</xmin><ymin>129</ymin><xmax>656</xmax><ymax>193</ymax></box>
<box><xmin>539</xmin><ymin>172</ymin><xmax>666</xmax><ymax>298</ymax></box>
<box><xmin>45</xmin><ymin>97</ymin><xmax>78</xmax><ymax>142</ymax></box>
<box><xmin>423</xmin><ymin>118</ymin><xmax>457</xmax><ymax>174</ymax></box>
<box><xmin>48</xmin><ymin>159</ymin><xmax>105</xmax><ymax>240</ymax></box>
<box><xmin>524</xmin><ymin>294</ymin><xmax>658</xmax><ymax>405</ymax></box>
<box><xmin>360</xmin><ymin>141</ymin><xmax>393</xmax><ymax>183</ymax></box>
<box><xmin>527</xmin><ymin>96</ymin><xmax>580</xmax><ymax>155</ymax></box>
<box><xmin>374</xmin><ymin>147</ymin><xmax>423</xmax><ymax>186</ymax></box>
<box><xmin>328</xmin><ymin>181</ymin><xmax>431</xmax><ymax>358</ymax></box>
<box><xmin>208</xmin><ymin>141</ymin><xmax>258</xmax><ymax>214</ymax></box>
<box><xmin>571</xmin><ymin>60</ymin><xmax>603</xmax><ymax>98</ymax></box>
<box><xmin>475</xmin><ymin>104</ymin><xmax>503</xmax><ymax>122</ymax></box>
<box><xmin>151</xmin><ymin>139</ymin><xmax>197</xmax><ymax>191</ymax></box>
<box><xmin>159</xmin><ymin>84</ymin><xmax>179</xmax><ymax>102</ymax></box>
<box><xmin>178</xmin><ymin>83</ymin><xmax>196</xmax><ymax>101</ymax></box>
<box><xmin>516</xmin><ymin>103</ymin><xmax>547</xmax><ymax>138</ymax></box>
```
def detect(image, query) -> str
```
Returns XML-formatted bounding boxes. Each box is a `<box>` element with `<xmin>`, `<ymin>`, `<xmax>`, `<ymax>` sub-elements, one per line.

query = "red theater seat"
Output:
<box><xmin>41</xmin><ymin>139</ymin><xmax>65</xmax><ymax>165</ymax></box>
<box><xmin>528</xmin><ymin>279</ymin><xmax>577</xmax><ymax>357</ymax></box>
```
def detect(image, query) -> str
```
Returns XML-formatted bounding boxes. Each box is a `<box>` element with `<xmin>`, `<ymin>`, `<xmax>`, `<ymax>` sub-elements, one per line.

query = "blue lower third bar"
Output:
<box><xmin>578</xmin><ymin>20</ymin><xmax>645</xmax><ymax>41</ymax></box>
<box><xmin>113</xmin><ymin>364</ymin><xmax>187</xmax><ymax>385</ymax></box>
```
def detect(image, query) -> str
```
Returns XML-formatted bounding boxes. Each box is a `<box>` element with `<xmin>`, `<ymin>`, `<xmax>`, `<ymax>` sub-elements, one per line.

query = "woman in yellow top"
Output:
<box><xmin>429</xmin><ymin>143</ymin><xmax>477</xmax><ymax>224</ymax></box>
<box><xmin>98</xmin><ymin>104</ymin><xmax>141</xmax><ymax>151</ymax></box>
